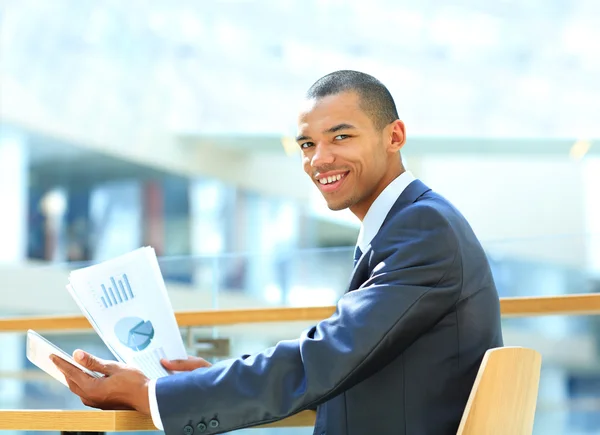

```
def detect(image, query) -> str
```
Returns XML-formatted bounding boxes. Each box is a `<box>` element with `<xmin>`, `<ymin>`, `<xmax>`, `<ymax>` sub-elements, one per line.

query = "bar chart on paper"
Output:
<box><xmin>98</xmin><ymin>274</ymin><xmax>135</xmax><ymax>308</ymax></box>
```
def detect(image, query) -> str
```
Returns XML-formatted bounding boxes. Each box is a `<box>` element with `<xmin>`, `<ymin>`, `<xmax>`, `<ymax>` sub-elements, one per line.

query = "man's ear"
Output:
<box><xmin>388</xmin><ymin>120</ymin><xmax>406</xmax><ymax>153</ymax></box>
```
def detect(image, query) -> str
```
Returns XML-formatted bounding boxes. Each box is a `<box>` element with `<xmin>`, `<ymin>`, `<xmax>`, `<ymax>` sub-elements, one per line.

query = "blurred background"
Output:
<box><xmin>1</xmin><ymin>1</ymin><xmax>600</xmax><ymax>434</ymax></box>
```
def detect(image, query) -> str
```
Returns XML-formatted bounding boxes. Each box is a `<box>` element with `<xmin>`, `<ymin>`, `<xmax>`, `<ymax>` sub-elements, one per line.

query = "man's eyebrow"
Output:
<box><xmin>324</xmin><ymin>123</ymin><xmax>356</xmax><ymax>134</ymax></box>
<box><xmin>296</xmin><ymin>123</ymin><xmax>356</xmax><ymax>142</ymax></box>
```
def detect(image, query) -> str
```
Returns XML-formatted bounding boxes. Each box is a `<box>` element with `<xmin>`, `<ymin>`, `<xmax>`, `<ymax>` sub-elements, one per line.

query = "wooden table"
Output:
<box><xmin>0</xmin><ymin>409</ymin><xmax>316</xmax><ymax>433</ymax></box>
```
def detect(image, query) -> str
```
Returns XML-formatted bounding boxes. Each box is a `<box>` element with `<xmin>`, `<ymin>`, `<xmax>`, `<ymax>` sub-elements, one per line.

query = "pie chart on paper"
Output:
<box><xmin>114</xmin><ymin>317</ymin><xmax>155</xmax><ymax>351</ymax></box>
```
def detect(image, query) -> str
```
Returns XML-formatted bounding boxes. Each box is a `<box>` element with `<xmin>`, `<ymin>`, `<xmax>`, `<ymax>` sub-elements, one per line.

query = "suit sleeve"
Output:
<box><xmin>155</xmin><ymin>204</ymin><xmax>463</xmax><ymax>434</ymax></box>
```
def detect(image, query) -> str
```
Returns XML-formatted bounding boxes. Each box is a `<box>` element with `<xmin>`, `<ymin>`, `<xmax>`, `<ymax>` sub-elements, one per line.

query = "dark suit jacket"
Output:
<box><xmin>156</xmin><ymin>179</ymin><xmax>504</xmax><ymax>435</ymax></box>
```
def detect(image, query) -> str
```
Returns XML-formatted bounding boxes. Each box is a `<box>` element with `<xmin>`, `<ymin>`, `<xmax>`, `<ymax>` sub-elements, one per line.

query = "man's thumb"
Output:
<box><xmin>161</xmin><ymin>357</ymin><xmax>210</xmax><ymax>371</ymax></box>
<box><xmin>161</xmin><ymin>358</ymin><xmax>188</xmax><ymax>370</ymax></box>
<box><xmin>74</xmin><ymin>350</ymin><xmax>113</xmax><ymax>375</ymax></box>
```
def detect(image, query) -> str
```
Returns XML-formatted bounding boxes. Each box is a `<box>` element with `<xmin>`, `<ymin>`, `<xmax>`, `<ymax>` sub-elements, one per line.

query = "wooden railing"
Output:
<box><xmin>0</xmin><ymin>409</ymin><xmax>317</xmax><ymax>431</ymax></box>
<box><xmin>1</xmin><ymin>293</ymin><xmax>600</xmax><ymax>332</ymax></box>
<box><xmin>1</xmin><ymin>293</ymin><xmax>600</xmax><ymax>433</ymax></box>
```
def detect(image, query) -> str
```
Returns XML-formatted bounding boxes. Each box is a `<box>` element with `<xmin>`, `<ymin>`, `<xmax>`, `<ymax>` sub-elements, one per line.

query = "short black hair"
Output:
<box><xmin>306</xmin><ymin>70</ymin><xmax>399</xmax><ymax>130</ymax></box>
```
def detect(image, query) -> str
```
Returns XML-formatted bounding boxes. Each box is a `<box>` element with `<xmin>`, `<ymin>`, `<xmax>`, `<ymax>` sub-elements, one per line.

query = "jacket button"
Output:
<box><xmin>196</xmin><ymin>422</ymin><xmax>207</xmax><ymax>432</ymax></box>
<box><xmin>209</xmin><ymin>418</ymin><xmax>220</xmax><ymax>428</ymax></box>
<box><xmin>183</xmin><ymin>424</ymin><xmax>194</xmax><ymax>435</ymax></box>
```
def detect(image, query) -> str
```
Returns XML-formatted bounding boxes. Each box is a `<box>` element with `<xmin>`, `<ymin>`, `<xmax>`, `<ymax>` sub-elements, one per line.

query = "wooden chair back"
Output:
<box><xmin>457</xmin><ymin>346</ymin><xmax>542</xmax><ymax>435</ymax></box>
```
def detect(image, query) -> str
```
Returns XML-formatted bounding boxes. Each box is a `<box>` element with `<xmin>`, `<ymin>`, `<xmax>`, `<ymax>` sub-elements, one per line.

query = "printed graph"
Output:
<box><xmin>114</xmin><ymin>317</ymin><xmax>155</xmax><ymax>351</ymax></box>
<box><xmin>133</xmin><ymin>347</ymin><xmax>170</xmax><ymax>378</ymax></box>
<box><xmin>99</xmin><ymin>274</ymin><xmax>134</xmax><ymax>308</ymax></box>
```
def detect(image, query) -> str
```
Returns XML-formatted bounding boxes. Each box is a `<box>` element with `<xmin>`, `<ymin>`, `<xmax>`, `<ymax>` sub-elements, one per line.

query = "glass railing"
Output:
<box><xmin>2</xmin><ymin>236</ymin><xmax>600</xmax><ymax>434</ymax></box>
<box><xmin>5</xmin><ymin>233</ymin><xmax>600</xmax><ymax>316</ymax></box>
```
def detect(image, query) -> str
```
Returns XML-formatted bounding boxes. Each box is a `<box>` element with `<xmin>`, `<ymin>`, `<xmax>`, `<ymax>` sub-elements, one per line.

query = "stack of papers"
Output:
<box><xmin>66</xmin><ymin>247</ymin><xmax>188</xmax><ymax>379</ymax></box>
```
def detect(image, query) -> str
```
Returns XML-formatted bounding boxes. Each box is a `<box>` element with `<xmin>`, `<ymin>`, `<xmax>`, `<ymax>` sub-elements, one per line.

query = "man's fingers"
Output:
<box><xmin>64</xmin><ymin>375</ymin><xmax>87</xmax><ymax>398</ymax></box>
<box><xmin>161</xmin><ymin>356</ymin><xmax>211</xmax><ymax>372</ymax></box>
<box><xmin>51</xmin><ymin>355</ymin><xmax>88</xmax><ymax>384</ymax></box>
<box><xmin>160</xmin><ymin>358</ymin><xmax>186</xmax><ymax>371</ymax></box>
<box><xmin>73</xmin><ymin>350</ymin><xmax>117</xmax><ymax>375</ymax></box>
<box><xmin>51</xmin><ymin>357</ymin><xmax>99</xmax><ymax>408</ymax></box>
<box><xmin>80</xmin><ymin>397</ymin><xmax>97</xmax><ymax>409</ymax></box>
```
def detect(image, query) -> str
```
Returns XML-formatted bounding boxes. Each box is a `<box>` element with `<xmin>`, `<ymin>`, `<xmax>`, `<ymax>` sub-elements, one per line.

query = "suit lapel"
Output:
<box><xmin>347</xmin><ymin>179</ymin><xmax>431</xmax><ymax>291</ymax></box>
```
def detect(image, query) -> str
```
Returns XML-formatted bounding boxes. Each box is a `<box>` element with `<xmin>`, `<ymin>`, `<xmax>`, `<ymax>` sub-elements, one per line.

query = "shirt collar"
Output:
<box><xmin>356</xmin><ymin>170</ymin><xmax>416</xmax><ymax>253</ymax></box>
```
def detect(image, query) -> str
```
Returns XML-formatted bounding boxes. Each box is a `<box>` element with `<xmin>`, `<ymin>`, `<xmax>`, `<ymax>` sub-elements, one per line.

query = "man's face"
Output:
<box><xmin>296</xmin><ymin>91</ymin><xmax>395</xmax><ymax>216</ymax></box>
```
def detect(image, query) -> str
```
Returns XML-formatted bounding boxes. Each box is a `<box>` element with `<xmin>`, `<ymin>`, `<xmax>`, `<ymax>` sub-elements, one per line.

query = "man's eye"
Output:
<box><xmin>334</xmin><ymin>135</ymin><xmax>349</xmax><ymax>140</ymax></box>
<box><xmin>300</xmin><ymin>142</ymin><xmax>314</xmax><ymax>149</ymax></box>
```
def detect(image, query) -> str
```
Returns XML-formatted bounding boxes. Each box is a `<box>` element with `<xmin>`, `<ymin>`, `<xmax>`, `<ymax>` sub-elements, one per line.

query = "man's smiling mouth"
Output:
<box><xmin>315</xmin><ymin>171</ymin><xmax>349</xmax><ymax>192</ymax></box>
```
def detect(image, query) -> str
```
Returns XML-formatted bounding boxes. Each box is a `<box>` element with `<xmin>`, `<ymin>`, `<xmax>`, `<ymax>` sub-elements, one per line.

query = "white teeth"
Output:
<box><xmin>318</xmin><ymin>173</ymin><xmax>345</xmax><ymax>185</ymax></box>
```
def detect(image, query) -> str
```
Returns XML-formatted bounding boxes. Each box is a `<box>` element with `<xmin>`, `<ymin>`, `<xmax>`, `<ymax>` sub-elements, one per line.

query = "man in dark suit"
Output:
<box><xmin>52</xmin><ymin>70</ymin><xmax>503</xmax><ymax>434</ymax></box>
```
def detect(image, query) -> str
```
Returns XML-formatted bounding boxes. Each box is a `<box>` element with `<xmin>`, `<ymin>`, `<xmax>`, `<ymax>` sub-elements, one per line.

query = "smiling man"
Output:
<box><xmin>52</xmin><ymin>70</ymin><xmax>503</xmax><ymax>435</ymax></box>
<box><xmin>297</xmin><ymin>73</ymin><xmax>405</xmax><ymax>221</ymax></box>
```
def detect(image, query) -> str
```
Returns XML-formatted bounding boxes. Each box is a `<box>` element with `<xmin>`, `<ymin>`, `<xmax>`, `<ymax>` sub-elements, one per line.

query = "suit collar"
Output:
<box><xmin>352</xmin><ymin>178</ymin><xmax>431</xmax><ymax>272</ymax></box>
<box><xmin>381</xmin><ymin>178</ymin><xmax>431</xmax><ymax>227</ymax></box>
<box><xmin>356</xmin><ymin>171</ymin><xmax>416</xmax><ymax>253</ymax></box>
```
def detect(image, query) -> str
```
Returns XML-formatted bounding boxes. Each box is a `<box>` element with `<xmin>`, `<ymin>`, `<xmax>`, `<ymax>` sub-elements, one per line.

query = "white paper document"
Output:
<box><xmin>66</xmin><ymin>247</ymin><xmax>188</xmax><ymax>379</ymax></box>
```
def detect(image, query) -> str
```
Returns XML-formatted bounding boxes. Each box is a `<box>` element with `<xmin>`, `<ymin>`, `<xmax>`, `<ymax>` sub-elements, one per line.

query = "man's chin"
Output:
<box><xmin>325</xmin><ymin>198</ymin><xmax>353</xmax><ymax>211</ymax></box>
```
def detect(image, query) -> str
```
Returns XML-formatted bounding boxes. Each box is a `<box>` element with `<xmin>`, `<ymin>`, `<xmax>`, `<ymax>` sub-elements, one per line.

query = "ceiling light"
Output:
<box><xmin>570</xmin><ymin>139</ymin><xmax>591</xmax><ymax>160</ymax></box>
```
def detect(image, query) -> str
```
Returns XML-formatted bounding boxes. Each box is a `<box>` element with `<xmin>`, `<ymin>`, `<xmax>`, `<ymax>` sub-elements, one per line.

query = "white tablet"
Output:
<box><xmin>26</xmin><ymin>329</ymin><xmax>103</xmax><ymax>387</ymax></box>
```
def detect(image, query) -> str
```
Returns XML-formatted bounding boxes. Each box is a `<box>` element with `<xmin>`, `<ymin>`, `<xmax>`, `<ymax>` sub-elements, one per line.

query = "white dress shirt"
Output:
<box><xmin>147</xmin><ymin>170</ymin><xmax>416</xmax><ymax>431</ymax></box>
<box><xmin>356</xmin><ymin>170</ymin><xmax>416</xmax><ymax>253</ymax></box>
<box><xmin>148</xmin><ymin>378</ymin><xmax>163</xmax><ymax>429</ymax></box>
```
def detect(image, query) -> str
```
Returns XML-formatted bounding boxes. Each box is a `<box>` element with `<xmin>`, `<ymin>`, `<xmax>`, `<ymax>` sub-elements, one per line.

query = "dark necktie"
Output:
<box><xmin>353</xmin><ymin>245</ymin><xmax>363</xmax><ymax>266</ymax></box>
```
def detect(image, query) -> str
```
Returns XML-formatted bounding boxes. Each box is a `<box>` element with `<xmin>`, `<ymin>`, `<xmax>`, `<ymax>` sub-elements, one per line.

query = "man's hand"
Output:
<box><xmin>50</xmin><ymin>350</ymin><xmax>151</xmax><ymax>415</ymax></box>
<box><xmin>161</xmin><ymin>355</ymin><xmax>212</xmax><ymax>372</ymax></box>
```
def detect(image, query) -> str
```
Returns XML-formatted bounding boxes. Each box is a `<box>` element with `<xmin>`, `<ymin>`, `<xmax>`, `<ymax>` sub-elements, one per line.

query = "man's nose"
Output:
<box><xmin>311</xmin><ymin>143</ymin><xmax>335</xmax><ymax>167</ymax></box>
